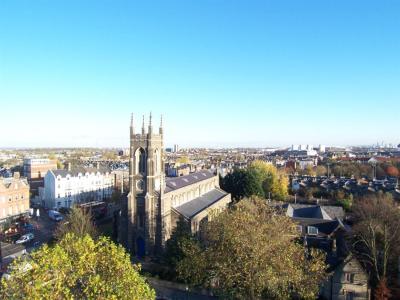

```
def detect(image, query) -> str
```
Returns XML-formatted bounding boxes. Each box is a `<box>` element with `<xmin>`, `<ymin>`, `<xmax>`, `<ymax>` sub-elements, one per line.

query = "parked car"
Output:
<box><xmin>48</xmin><ymin>210</ymin><xmax>63</xmax><ymax>222</ymax></box>
<box><xmin>15</xmin><ymin>233</ymin><xmax>34</xmax><ymax>244</ymax></box>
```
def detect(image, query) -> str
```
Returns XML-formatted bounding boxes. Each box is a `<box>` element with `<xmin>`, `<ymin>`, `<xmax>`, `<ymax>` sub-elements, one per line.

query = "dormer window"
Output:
<box><xmin>307</xmin><ymin>226</ymin><xmax>318</xmax><ymax>236</ymax></box>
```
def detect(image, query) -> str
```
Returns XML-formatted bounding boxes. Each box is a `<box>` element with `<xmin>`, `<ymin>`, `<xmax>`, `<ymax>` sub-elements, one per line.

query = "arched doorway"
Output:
<box><xmin>136</xmin><ymin>237</ymin><xmax>145</xmax><ymax>258</ymax></box>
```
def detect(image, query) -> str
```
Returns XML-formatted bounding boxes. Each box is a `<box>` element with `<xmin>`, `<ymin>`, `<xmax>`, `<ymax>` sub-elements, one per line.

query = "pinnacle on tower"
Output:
<box><xmin>142</xmin><ymin>115</ymin><xmax>145</xmax><ymax>135</ymax></box>
<box><xmin>130</xmin><ymin>113</ymin><xmax>135</xmax><ymax>136</ymax></box>
<box><xmin>148</xmin><ymin>112</ymin><xmax>153</xmax><ymax>134</ymax></box>
<box><xmin>159</xmin><ymin>115</ymin><xmax>163</xmax><ymax>135</ymax></box>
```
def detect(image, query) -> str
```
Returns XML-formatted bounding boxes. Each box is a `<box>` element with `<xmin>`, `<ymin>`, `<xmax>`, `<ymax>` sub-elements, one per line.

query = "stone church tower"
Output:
<box><xmin>126</xmin><ymin>113</ymin><xmax>165</xmax><ymax>257</ymax></box>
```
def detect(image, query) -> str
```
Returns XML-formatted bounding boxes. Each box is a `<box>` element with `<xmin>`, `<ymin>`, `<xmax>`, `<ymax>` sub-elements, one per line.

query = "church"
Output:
<box><xmin>120</xmin><ymin>114</ymin><xmax>231</xmax><ymax>257</ymax></box>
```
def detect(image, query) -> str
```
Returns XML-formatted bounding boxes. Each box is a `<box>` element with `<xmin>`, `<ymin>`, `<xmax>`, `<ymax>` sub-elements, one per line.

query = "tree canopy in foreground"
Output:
<box><xmin>0</xmin><ymin>234</ymin><xmax>155</xmax><ymax>300</ymax></box>
<box><xmin>176</xmin><ymin>197</ymin><xmax>327</xmax><ymax>300</ymax></box>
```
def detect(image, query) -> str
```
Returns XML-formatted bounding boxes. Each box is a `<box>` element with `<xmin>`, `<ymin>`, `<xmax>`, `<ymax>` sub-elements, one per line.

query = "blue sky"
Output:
<box><xmin>1</xmin><ymin>0</ymin><xmax>399</xmax><ymax>148</ymax></box>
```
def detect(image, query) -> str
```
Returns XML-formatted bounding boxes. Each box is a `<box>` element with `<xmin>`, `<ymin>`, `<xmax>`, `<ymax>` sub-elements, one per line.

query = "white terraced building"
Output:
<box><xmin>40</xmin><ymin>168</ymin><xmax>114</xmax><ymax>209</ymax></box>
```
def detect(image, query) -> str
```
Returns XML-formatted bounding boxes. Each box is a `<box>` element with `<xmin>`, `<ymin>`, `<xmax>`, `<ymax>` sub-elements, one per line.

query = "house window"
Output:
<box><xmin>344</xmin><ymin>273</ymin><xmax>355</xmax><ymax>283</ymax></box>
<box><xmin>307</xmin><ymin>226</ymin><xmax>318</xmax><ymax>236</ymax></box>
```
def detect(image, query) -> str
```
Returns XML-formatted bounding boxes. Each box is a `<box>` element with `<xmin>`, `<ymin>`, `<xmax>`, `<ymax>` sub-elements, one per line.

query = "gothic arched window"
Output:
<box><xmin>135</xmin><ymin>148</ymin><xmax>146</xmax><ymax>174</ymax></box>
<box><xmin>154</xmin><ymin>149</ymin><xmax>160</xmax><ymax>173</ymax></box>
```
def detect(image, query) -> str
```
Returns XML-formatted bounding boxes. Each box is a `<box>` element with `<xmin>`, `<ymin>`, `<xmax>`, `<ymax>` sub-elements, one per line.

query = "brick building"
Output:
<box><xmin>23</xmin><ymin>158</ymin><xmax>57</xmax><ymax>195</ymax></box>
<box><xmin>0</xmin><ymin>172</ymin><xmax>30</xmax><ymax>223</ymax></box>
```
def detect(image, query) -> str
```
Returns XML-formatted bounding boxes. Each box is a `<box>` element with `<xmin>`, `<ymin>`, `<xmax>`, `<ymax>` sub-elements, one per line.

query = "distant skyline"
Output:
<box><xmin>1</xmin><ymin>1</ymin><xmax>399</xmax><ymax>148</ymax></box>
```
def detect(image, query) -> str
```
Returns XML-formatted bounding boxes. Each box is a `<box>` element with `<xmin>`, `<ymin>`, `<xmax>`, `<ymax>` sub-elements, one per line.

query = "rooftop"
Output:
<box><xmin>165</xmin><ymin>170</ymin><xmax>216</xmax><ymax>193</ymax></box>
<box><xmin>173</xmin><ymin>188</ymin><xmax>228</xmax><ymax>219</ymax></box>
<box><xmin>51</xmin><ymin>167</ymin><xmax>111</xmax><ymax>178</ymax></box>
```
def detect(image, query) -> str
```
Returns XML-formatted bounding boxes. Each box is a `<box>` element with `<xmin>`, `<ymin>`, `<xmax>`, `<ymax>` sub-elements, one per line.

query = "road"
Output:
<box><xmin>25</xmin><ymin>208</ymin><xmax>57</xmax><ymax>251</ymax></box>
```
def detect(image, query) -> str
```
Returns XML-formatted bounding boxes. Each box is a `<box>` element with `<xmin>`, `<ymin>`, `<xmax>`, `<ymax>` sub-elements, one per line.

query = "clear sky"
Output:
<box><xmin>1</xmin><ymin>0</ymin><xmax>399</xmax><ymax>148</ymax></box>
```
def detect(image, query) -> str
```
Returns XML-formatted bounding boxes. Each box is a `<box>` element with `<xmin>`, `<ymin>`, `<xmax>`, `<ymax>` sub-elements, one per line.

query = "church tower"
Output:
<box><xmin>127</xmin><ymin>113</ymin><xmax>165</xmax><ymax>257</ymax></box>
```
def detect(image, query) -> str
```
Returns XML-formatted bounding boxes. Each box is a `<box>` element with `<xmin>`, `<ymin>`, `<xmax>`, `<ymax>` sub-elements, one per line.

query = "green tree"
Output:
<box><xmin>164</xmin><ymin>217</ymin><xmax>196</xmax><ymax>278</ymax></box>
<box><xmin>221</xmin><ymin>168</ymin><xmax>263</xmax><ymax>201</ymax></box>
<box><xmin>54</xmin><ymin>206</ymin><xmax>98</xmax><ymax>240</ymax></box>
<box><xmin>249</xmin><ymin>160</ymin><xmax>288</xmax><ymax>201</ymax></box>
<box><xmin>0</xmin><ymin>234</ymin><xmax>155</xmax><ymax>300</ymax></box>
<box><xmin>339</xmin><ymin>193</ymin><xmax>353</xmax><ymax>212</ymax></box>
<box><xmin>177</xmin><ymin>197</ymin><xmax>326</xmax><ymax>299</ymax></box>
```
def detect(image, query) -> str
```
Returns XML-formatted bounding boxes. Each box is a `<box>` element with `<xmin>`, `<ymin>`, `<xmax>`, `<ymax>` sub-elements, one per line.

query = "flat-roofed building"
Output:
<box><xmin>23</xmin><ymin>158</ymin><xmax>57</xmax><ymax>196</ymax></box>
<box><xmin>23</xmin><ymin>158</ymin><xmax>57</xmax><ymax>180</ymax></box>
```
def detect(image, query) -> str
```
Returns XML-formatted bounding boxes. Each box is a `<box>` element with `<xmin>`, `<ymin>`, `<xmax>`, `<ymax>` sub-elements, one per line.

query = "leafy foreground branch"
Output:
<box><xmin>0</xmin><ymin>234</ymin><xmax>155</xmax><ymax>300</ymax></box>
<box><xmin>175</xmin><ymin>197</ymin><xmax>327</xmax><ymax>300</ymax></box>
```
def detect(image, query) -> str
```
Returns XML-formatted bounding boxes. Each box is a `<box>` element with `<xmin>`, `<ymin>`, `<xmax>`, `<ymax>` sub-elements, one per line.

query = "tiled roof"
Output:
<box><xmin>173</xmin><ymin>188</ymin><xmax>228</xmax><ymax>219</ymax></box>
<box><xmin>165</xmin><ymin>170</ymin><xmax>215</xmax><ymax>193</ymax></box>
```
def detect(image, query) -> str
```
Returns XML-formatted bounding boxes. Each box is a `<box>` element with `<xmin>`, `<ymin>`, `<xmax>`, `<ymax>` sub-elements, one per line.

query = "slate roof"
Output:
<box><xmin>51</xmin><ymin>167</ymin><xmax>111</xmax><ymax>178</ymax></box>
<box><xmin>285</xmin><ymin>204</ymin><xmax>344</xmax><ymax>221</ymax></box>
<box><xmin>165</xmin><ymin>170</ymin><xmax>216</xmax><ymax>193</ymax></box>
<box><xmin>173</xmin><ymin>188</ymin><xmax>228</xmax><ymax>219</ymax></box>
